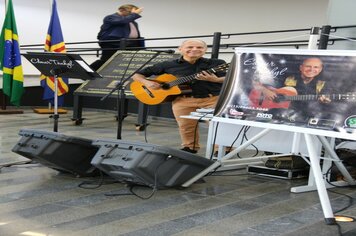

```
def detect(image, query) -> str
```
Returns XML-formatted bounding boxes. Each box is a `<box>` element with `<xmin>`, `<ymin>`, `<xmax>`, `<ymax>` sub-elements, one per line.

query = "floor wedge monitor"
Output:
<box><xmin>91</xmin><ymin>139</ymin><xmax>213</xmax><ymax>188</ymax></box>
<box><xmin>12</xmin><ymin>129</ymin><xmax>99</xmax><ymax>177</ymax></box>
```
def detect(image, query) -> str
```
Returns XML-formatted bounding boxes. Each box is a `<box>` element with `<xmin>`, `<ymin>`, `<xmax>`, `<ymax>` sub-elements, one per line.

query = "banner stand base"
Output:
<box><xmin>0</xmin><ymin>109</ymin><xmax>24</xmax><ymax>114</ymax></box>
<box><xmin>33</xmin><ymin>108</ymin><xmax>68</xmax><ymax>114</ymax></box>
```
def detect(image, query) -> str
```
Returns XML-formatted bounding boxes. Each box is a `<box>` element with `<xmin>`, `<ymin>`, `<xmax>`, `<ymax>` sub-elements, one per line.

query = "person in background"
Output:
<box><xmin>90</xmin><ymin>4</ymin><xmax>144</xmax><ymax>71</ymax></box>
<box><xmin>132</xmin><ymin>39</ymin><xmax>227</xmax><ymax>153</ymax></box>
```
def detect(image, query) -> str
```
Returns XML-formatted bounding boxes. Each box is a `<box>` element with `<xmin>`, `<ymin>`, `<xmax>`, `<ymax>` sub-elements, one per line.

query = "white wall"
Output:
<box><xmin>0</xmin><ymin>0</ymin><xmax>341</xmax><ymax>80</ymax></box>
<box><xmin>11</xmin><ymin>0</ymin><xmax>330</xmax><ymax>46</ymax></box>
<box><xmin>327</xmin><ymin>0</ymin><xmax>356</xmax><ymax>49</ymax></box>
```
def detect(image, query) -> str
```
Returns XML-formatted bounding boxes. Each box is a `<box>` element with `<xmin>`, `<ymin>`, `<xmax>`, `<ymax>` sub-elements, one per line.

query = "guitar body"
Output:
<box><xmin>130</xmin><ymin>63</ymin><xmax>230</xmax><ymax>105</ymax></box>
<box><xmin>130</xmin><ymin>74</ymin><xmax>182</xmax><ymax>105</ymax></box>
<box><xmin>249</xmin><ymin>86</ymin><xmax>298</xmax><ymax>109</ymax></box>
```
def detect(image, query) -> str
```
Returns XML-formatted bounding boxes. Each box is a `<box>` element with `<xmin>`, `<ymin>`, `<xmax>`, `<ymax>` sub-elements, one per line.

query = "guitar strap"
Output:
<box><xmin>284</xmin><ymin>76</ymin><xmax>297</xmax><ymax>87</ymax></box>
<box><xmin>316</xmin><ymin>80</ymin><xmax>326</xmax><ymax>93</ymax></box>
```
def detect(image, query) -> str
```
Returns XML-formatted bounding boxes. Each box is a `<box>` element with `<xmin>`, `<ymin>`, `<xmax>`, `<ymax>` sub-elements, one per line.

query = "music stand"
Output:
<box><xmin>23</xmin><ymin>52</ymin><xmax>102</xmax><ymax>132</ymax></box>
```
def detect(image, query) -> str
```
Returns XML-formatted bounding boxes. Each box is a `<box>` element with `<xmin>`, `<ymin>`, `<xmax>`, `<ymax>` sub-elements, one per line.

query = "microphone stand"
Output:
<box><xmin>101</xmin><ymin>51</ymin><xmax>163</xmax><ymax>139</ymax></box>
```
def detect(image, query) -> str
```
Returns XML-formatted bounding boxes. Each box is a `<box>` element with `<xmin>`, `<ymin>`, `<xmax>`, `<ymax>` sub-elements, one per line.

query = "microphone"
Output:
<box><xmin>144</xmin><ymin>49</ymin><xmax>175</xmax><ymax>54</ymax></box>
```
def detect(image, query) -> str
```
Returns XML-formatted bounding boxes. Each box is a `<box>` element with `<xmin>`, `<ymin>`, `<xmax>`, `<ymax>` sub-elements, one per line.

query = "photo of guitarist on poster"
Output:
<box><xmin>216</xmin><ymin>49</ymin><xmax>356</xmax><ymax>132</ymax></box>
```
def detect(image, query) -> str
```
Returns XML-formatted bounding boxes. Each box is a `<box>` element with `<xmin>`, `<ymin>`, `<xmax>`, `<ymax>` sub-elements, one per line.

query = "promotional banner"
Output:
<box><xmin>215</xmin><ymin>48</ymin><xmax>356</xmax><ymax>134</ymax></box>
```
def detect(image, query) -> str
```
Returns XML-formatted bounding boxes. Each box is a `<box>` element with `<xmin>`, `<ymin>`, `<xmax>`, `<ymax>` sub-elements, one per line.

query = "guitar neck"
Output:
<box><xmin>166</xmin><ymin>63</ymin><xmax>229</xmax><ymax>87</ymax></box>
<box><xmin>285</xmin><ymin>94</ymin><xmax>351</xmax><ymax>101</ymax></box>
<box><xmin>169</xmin><ymin>74</ymin><xmax>197</xmax><ymax>87</ymax></box>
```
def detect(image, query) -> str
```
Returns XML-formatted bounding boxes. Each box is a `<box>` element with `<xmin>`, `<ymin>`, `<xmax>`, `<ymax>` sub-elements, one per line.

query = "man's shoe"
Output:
<box><xmin>180</xmin><ymin>147</ymin><xmax>198</xmax><ymax>154</ymax></box>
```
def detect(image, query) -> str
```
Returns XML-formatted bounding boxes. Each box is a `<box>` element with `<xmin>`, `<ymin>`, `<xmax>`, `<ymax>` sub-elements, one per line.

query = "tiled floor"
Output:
<box><xmin>1</xmin><ymin>108</ymin><xmax>356</xmax><ymax>236</ymax></box>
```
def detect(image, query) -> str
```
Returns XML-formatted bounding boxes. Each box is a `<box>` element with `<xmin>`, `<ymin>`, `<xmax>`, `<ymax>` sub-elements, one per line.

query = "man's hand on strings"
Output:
<box><xmin>196</xmin><ymin>71</ymin><xmax>224</xmax><ymax>83</ymax></box>
<box><xmin>144</xmin><ymin>80</ymin><xmax>161</xmax><ymax>90</ymax></box>
<box><xmin>319</xmin><ymin>95</ymin><xmax>331</xmax><ymax>103</ymax></box>
<box><xmin>252</xmin><ymin>81</ymin><xmax>277</xmax><ymax>100</ymax></box>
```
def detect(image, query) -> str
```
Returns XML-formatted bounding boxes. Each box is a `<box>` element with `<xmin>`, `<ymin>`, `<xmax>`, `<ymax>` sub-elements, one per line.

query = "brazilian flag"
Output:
<box><xmin>0</xmin><ymin>0</ymin><xmax>24</xmax><ymax>106</ymax></box>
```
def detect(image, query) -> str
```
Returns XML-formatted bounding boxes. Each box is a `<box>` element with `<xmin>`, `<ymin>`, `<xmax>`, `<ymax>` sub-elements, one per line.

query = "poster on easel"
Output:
<box><xmin>214</xmin><ymin>48</ymin><xmax>356</xmax><ymax>134</ymax></box>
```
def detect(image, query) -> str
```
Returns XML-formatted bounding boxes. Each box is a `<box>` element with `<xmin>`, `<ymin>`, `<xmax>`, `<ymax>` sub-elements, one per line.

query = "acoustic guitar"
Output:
<box><xmin>130</xmin><ymin>63</ymin><xmax>230</xmax><ymax>105</ymax></box>
<box><xmin>249</xmin><ymin>86</ymin><xmax>356</xmax><ymax>109</ymax></box>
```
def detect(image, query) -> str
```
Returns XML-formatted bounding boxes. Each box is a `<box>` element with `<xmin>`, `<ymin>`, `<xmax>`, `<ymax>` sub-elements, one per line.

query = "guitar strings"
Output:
<box><xmin>167</xmin><ymin>63</ymin><xmax>230</xmax><ymax>87</ymax></box>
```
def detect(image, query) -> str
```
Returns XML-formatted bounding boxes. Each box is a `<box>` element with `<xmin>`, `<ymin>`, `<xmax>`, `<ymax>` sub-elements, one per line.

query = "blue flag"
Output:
<box><xmin>40</xmin><ymin>0</ymin><xmax>68</xmax><ymax>106</ymax></box>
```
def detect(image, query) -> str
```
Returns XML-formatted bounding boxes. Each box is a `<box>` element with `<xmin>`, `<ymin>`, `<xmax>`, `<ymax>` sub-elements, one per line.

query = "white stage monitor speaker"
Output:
<box><xmin>12</xmin><ymin>129</ymin><xmax>99</xmax><ymax>177</ymax></box>
<box><xmin>90</xmin><ymin>139</ymin><xmax>213</xmax><ymax>188</ymax></box>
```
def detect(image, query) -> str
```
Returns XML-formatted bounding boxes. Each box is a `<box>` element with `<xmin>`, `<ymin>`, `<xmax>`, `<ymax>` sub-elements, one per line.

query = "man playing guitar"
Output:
<box><xmin>250</xmin><ymin>57</ymin><xmax>332</xmax><ymax>122</ymax></box>
<box><xmin>132</xmin><ymin>39</ymin><xmax>227</xmax><ymax>153</ymax></box>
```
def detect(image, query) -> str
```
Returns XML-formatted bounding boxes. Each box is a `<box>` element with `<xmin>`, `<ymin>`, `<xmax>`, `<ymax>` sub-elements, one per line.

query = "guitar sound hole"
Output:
<box><xmin>161</xmin><ymin>83</ymin><xmax>170</xmax><ymax>90</ymax></box>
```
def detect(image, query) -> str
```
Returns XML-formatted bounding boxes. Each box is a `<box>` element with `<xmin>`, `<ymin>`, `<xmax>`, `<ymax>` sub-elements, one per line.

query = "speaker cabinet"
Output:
<box><xmin>12</xmin><ymin>129</ymin><xmax>99</xmax><ymax>177</ymax></box>
<box><xmin>91</xmin><ymin>139</ymin><xmax>213</xmax><ymax>188</ymax></box>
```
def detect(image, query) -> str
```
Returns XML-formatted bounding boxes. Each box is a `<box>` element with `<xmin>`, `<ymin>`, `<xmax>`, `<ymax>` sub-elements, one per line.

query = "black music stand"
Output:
<box><xmin>23</xmin><ymin>52</ymin><xmax>102</xmax><ymax>132</ymax></box>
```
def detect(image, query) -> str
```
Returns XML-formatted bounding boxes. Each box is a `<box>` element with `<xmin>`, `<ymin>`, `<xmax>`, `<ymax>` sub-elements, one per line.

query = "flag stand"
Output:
<box><xmin>33</xmin><ymin>105</ymin><xmax>67</xmax><ymax>114</ymax></box>
<box><xmin>0</xmin><ymin>93</ymin><xmax>23</xmax><ymax>114</ymax></box>
<box><xmin>32</xmin><ymin>108</ymin><xmax>67</xmax><ymax>114</ymax></box>
<box><xmin>0</xmin><ymin>109</ymin><xmax>23</xmax><ymax>114</ymax></box>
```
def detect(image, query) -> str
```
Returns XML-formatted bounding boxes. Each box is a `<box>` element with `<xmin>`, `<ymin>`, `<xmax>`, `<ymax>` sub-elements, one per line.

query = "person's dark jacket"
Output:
<box><xmin>97</xmin><ymin>12</ymin><xmax>141</xmax><ymax>40</ymax></box>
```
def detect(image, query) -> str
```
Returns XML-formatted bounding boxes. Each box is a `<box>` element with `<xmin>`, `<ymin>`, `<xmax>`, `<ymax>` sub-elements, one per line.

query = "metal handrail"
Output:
<box><xmin>20</xmin><ymin>24</ymin><xmax>356</xmax><ymax>57</ymax></box>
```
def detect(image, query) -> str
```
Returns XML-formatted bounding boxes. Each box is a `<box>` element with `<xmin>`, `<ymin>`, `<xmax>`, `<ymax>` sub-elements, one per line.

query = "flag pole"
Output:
<box><xmin>48</xmin><ymin>0</ymin><xmax>52</xmax><ymax>112</ymax></box>
<box><xmin>1</xmin><ymin>93</ymin><xmax>6</xmax><ymax>110</ymax></box>
<box><xmin>1</xmin><ymin>0</ymin><xmax>7</xmax><ymax>111</ymax></box>
<box><xmin>52</xmin><ymin>71</ymin><xmax>59</xmax><ymax>132</ymax></box>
